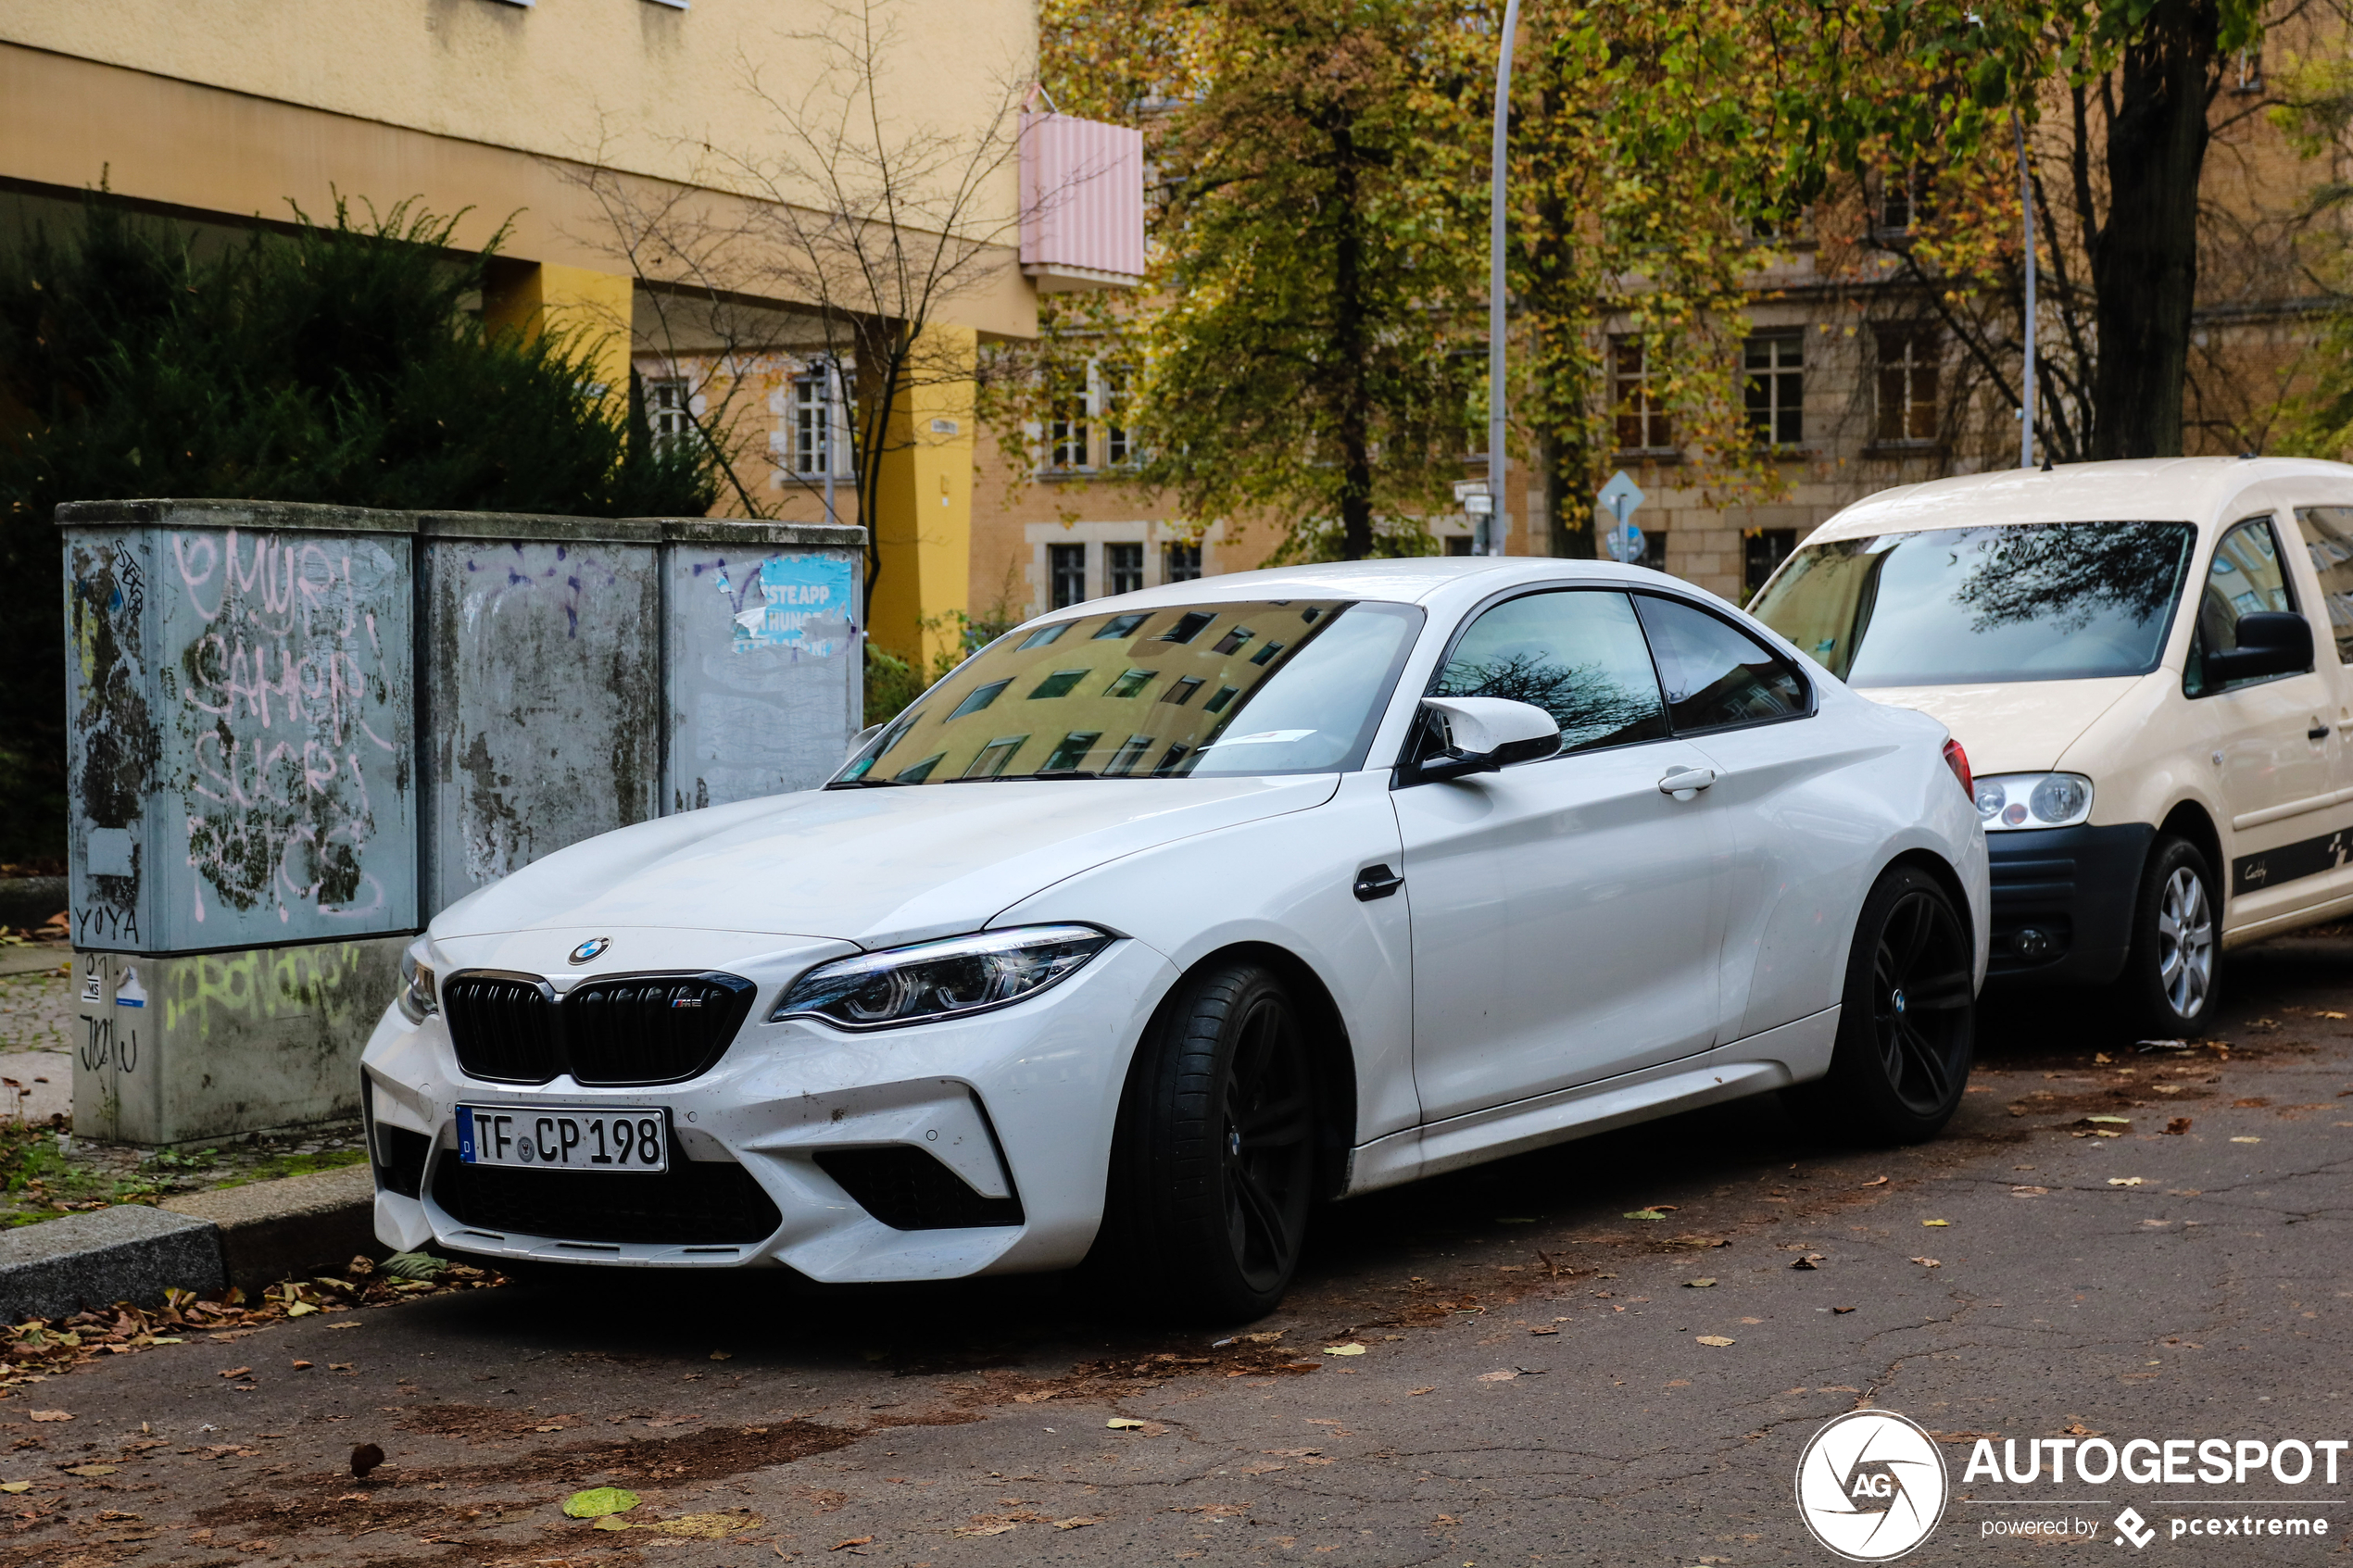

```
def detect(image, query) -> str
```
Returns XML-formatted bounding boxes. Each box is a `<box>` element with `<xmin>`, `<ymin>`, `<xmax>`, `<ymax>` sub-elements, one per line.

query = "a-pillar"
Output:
<box><xmin>868</xmin><ymin>323</ymin><xmax>976</xmax><ymax>673</ymax></box>
<box><xmin>480</xmin><ymin>260</ymin><xmax>635</xmax><ymax>405</ymax></box>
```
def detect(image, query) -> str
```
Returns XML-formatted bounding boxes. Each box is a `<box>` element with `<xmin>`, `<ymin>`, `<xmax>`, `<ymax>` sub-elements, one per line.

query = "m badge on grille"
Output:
<box><xmin>569</xmin><ymin>936</ymin><xmax>611</xmax><ymax>965</ymax></box>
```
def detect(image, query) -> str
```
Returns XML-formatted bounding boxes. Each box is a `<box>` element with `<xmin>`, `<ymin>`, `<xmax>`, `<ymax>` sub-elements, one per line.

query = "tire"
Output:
<box><xmin>2112</xmin><ymin>834</ymin><xmax>2221</xmax><ymax>1038</ymax></box>
<box><xmin>1101</xmin><ymin>961</ymin><xmax>1317</xmax><ymax>1323</ymax></box>
<box><xmin>1791</xmin><ymin>864</ymin><xmax>1976</xmax><ymax>1144</ymax></box>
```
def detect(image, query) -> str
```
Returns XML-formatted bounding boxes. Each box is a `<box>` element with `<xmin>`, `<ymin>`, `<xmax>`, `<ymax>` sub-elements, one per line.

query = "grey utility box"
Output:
<box><xmin>657</xmin><ymin>519</ymin><xmax>865</xmax><ymax>812</ymax></box>
<box><xmin>60</xmin><ymin>501</ymin><xmax>418</xmax><ymax>956</ymax></box>
<box><xmin>417</xmin><ymin>514</ymin><xmax>663</xmax><ymax>917</ymax></box>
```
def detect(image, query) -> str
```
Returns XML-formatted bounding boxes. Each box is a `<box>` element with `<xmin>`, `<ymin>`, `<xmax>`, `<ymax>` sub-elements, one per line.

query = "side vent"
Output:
<box><xmin>815</xmin><ymin>1148</ymin><xmax>1026</xmax><ymax>1231</ymax></box>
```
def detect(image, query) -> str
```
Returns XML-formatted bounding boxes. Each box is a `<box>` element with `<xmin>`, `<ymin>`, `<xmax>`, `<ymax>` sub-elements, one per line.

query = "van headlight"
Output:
<box><xmin>1973</xmin><ymin>772</ymin><xmax>2094</xmax><ymax>831</ymax></box>
<box><xmin>773</xmin><ymin>925</ymin><xmax>1113</xmax><ymax>1030</ymax></box>
<box><xmin>397</xmin><ymin>945</ymin><xmax>439</xmax><ymax>1023</ymax></box>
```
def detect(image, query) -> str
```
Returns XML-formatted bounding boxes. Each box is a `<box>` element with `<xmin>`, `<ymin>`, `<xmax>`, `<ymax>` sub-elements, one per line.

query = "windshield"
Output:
<box><xmin>834</xmin><ymin>599</ymin><xmax>1423</xmax><ymax>784</ymax></box>
<box><xmin>1750</xmin><ymin>521</ymin><xmax>2196</xmax><ymax>685</ymax></box>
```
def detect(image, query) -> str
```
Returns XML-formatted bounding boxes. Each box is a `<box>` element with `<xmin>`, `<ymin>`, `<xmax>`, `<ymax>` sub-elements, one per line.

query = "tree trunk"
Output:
<box><xmin>1331</xmin><ymin>127</ymin><xmax>1374</xmax><ymax>560</ymax></box>
<box><xmin>2088</xmin><ymin>0</ymin><xmax>2218</xmax><ymax>459</ymax></box>
<box><xmin>1544</xmin><ymin>425</ymin><xmax>1596</xmax><ymax>559</ymax></box>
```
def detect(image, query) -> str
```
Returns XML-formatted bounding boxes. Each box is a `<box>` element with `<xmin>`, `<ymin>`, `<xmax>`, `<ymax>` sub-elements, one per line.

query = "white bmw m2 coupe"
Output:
<box><xmin>365</xmin><ymin>558</ymin><xmax>1988</xmax><ymax>1319</ymax></box>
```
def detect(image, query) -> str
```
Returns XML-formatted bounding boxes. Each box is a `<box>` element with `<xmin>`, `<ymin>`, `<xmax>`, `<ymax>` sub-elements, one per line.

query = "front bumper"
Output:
<box><xmin>361</xmin><ymin>931</ymin><xmax>1176</xmax><ymax>1282</ymax></box>
<box><xmin>1982</xmin><ymin>822</ymin><xmax>2154</xmax><ymax>986</ymax></box>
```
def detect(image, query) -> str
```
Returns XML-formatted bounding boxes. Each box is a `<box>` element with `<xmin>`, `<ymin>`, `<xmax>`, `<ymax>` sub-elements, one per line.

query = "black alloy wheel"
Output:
<box><xmin>1792</xmin><ymin>864</ymin><xmax>1976</xmax><ymax>1143</ymax></box>
<box><xmin>1099</xmin><ymin>961</ymin><xmax>1317</xmax><ymax>1321</ymax></box>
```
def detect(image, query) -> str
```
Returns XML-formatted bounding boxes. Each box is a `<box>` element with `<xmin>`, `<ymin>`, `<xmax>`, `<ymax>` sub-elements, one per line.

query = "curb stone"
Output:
<box><xmin>0</xmin><ymin>1164</ymin><xmax>380</xmax><ymax>1320</ymax></box>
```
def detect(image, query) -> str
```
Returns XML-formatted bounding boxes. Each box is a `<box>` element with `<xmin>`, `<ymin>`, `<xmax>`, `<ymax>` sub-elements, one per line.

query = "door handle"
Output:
<box><xmin>1353</xmin><ymin>864</ymin><xmax>1404</xmax><ymax>901</ymax></box>
<box><xmin>1657</xmin><ymin>766</ymin><xmax>1718</xmax><ymax>801</ymax></box>
<box><xmin>2310</xmin><ymin>724</ymin><xmax>2333</xmax><ymax>741</ymax></box>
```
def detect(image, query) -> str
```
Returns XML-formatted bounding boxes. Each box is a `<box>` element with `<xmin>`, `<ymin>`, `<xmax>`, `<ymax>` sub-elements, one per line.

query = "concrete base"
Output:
<box><xmin>0</xmin><ymin>1205</ymin><xmax>224</xmax><ymax>1320</ymax></box>
<box><xmin>71</xmin><ymin>938</ymin><xmax>404</xmax><ymax>1146</ymax></box>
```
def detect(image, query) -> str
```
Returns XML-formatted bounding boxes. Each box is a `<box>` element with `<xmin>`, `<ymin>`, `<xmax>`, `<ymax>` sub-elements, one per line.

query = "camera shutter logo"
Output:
<box><xmin>1794</xmin><ymin>1410</ymin><xmax>1949</xmax><ymax>1562</ymax></box>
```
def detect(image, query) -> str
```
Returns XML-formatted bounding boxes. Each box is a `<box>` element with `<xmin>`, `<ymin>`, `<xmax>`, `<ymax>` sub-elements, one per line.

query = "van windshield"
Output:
<box><xmin>1749</xmin><ymin>521</ymin><xmax>2196</xmax><ymax>685</ymax></box>
<box><xmin>833</xmin><ymin>598</ymin><xmax>1423</xmax><ymax>784</ymax></box>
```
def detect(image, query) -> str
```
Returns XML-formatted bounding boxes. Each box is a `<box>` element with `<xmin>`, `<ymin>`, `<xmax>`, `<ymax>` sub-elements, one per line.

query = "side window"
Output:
<box><xmin>1429</xmin><ymin>590</ymin><xmax>1669</xmax><ymax>755</ymax></box>
<box><xmin>2187</xmin><ymin>515</ymin><xmax>2299</xmax><ymax>696</ymax></box>
<box><xmin>1631</xmin><ymin>595</ymin><xmax>1807</xmax><ymax>733</ymax></box>
<box><xmin>2293</xmin><ymin>505</ymin><xmax>2353</xmax><ymax>666</ymax></box>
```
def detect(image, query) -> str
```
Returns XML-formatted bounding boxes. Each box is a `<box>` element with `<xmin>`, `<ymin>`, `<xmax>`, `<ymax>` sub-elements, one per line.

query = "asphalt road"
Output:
<box><xmin>9</xmin><ymin>935</ymin><xmax>2353</xmax><ymax>1568</ymax></box>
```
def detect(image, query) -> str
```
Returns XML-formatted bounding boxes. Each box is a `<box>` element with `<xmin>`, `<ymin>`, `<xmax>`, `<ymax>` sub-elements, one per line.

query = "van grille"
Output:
<box><xmin>443</xmin><ymin>972</ymin><xmax>755</xmax><ymax>1086</ymax></box>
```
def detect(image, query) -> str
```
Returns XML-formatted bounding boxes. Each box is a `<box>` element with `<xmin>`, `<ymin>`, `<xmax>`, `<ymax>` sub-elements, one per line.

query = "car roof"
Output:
<box><xmin>1807</xmin><ymin>456</ymin><xmax>2353</xmax><ymax>543</ymax></box>
<box><xmin>1046</xmin><ymin>556</ymin><xmax>1695</xmax><ymax>614</ymax></box>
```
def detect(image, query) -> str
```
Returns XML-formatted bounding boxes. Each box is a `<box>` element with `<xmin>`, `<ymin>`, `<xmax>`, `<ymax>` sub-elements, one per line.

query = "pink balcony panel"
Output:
<box><xmin>1020</xmin><ymin>112</ymin><xmax>1145</xmax><ymax>292</ymax></box>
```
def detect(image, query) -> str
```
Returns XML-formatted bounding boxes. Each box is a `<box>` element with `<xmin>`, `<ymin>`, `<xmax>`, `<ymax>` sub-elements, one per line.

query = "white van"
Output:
<box><xmin>1751</xmin><ymin>457</ymin><xmax>2353</xmax><ymax>1037</ymax></box>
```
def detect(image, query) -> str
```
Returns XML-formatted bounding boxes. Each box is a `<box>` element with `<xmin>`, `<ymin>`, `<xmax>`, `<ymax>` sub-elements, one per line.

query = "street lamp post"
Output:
<box><xmin>1486</xmin><ymin>0</ymin><xmax>1524</xmax><ymax>556</ymax></box>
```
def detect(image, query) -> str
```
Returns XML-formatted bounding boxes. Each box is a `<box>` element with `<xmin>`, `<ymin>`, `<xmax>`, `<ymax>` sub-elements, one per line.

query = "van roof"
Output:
<box><xmin>1806</xmin><ymin>456</ymin><xmax>2353</xmax><ymax>543</ymax></box>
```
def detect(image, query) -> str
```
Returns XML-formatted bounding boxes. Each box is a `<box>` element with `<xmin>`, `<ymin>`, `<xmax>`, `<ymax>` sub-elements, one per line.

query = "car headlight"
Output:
<box><xmin>397</xmin><ymin>945</ymin><xmax>439</xmax><ymax>1023</ymax></box>
<box><xmin>772</xmin><ymin>925</ymin><xmax>1114</xmax><ymax>1031</ymax></box>
<box><xmin>1973</xmin><ymin>772</ymin><xmax>2094</xmax><ymax>831</ymax></box>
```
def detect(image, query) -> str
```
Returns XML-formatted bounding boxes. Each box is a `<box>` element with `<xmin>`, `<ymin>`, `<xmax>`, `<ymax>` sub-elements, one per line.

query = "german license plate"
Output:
<box><xmin>456</xmin><ymin>1105</ymin><xmax>669</xmax><ymax>1173</ymax></box>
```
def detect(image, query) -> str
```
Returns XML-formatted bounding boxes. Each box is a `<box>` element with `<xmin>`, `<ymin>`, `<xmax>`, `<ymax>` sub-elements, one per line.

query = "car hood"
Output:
<box><xmin>430</xmin><ymin>773</ymin><xmax>1342</xmax><ymax>949</ymax></box>
<box><xmin>1858</xmin><ymin>678</ymin><xmax>2143</xmax><ymax>775</ymax></box>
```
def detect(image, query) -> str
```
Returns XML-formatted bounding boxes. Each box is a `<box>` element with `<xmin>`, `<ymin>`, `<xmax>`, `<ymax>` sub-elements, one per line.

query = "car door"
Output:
<box><xmin>2287</xmin><ymin>504</ymin><xmax>2353</xmax><ymax>909</ymax></box>
<box><xmin>1623</xmin><ymin>591</ymin><xmax>1858</xmax><ymax>1043</ymax></box>
<box><xmin>1391</xmin><ymin>587</ymin><xmax>1729</xmax><ymax>1123</ymax></box>
<box><xmin>2185</xmin><ymin>513</ymin><xmax>2344</xmax><ymax>925</ymax></box>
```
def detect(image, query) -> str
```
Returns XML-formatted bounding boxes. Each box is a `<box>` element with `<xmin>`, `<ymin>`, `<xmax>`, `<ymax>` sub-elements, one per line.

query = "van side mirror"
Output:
<box><xmin>1414</xmin><ymin>696</ymin><xmax>1563</xmax><ymax>783</ymax></box>
<box><xmin>2202</xmin><ymin>610</ymin><xmax>2312</xmax><ymax>686</ymax></box>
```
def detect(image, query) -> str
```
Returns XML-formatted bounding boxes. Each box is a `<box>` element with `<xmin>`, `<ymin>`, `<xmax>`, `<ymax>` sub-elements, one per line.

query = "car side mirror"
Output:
<box><xmin>845</xmin><ymin>721</ymin><xmax>885</xmax><ymax>763</ymax></box>
<box><xmin>2203</xmin><ymin>610</ymin><xmax>2312</xmax><ymax>686</ymax></box>
<box><xmin>1414</xmin><ymin>696</ymin><xmax>1563</xmax><ymax>783</ymax></box>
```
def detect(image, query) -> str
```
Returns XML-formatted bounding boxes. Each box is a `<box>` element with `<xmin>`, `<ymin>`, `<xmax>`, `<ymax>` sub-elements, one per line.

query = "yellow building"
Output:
<box><xmin>0</xmin><ymin>0</ymin><xmax>1058</xmax><ymax>665</ymax></box>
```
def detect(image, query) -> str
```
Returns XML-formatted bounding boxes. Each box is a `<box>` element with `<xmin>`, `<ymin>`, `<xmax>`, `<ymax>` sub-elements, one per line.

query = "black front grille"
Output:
<box><xmin>441</xmin><ymin>971</ymin><xmax>754</xmax><ymax>1086</ymax></box>
<box><xmin>567</xmin><ymin>975</ymin><xmax>756</xmax><ymax>1085</ymax></box>
<box><xmin>816</xmin><ymin>1148</ymin><xmax>1026</xmax><ymax>1231</ymax></box>
<box><xmin>433</xmin><ymin>1153</ymin><xmax>784</xmax><ymax>1246</ymax></box>
<box><xmin>444</xmin><ymin>974</ymin><xmax>560</xmax><ymax>1084</ymax></box>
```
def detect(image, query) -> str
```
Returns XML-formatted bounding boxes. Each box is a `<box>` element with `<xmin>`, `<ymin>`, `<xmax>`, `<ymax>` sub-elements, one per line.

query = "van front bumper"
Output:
<box><xmin>1982</xmin><ymin>822</ymin><xmax>2154</xmax><ymax>986</ymax></box>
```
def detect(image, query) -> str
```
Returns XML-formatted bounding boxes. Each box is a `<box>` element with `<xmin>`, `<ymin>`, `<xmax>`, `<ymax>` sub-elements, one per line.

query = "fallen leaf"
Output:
<box><xmin>1860</xmin><ymin>1175</ymin><xmax>1889</xmax><ymax>1187</ymax></box>
<box><xmin>1407</xmin><ymin>1386</ymin><xmax>1436</xmax><ymax>1396</ymax></box>
<box><xmin>1106</xmin><ymin>1418</ymin><xmax>1148</xmax><ymax>1430</ymax></box>
<box><xmin>217</xmin><ymin>1368</ymin><xmax>250</xmax><ymax>1380</ymax></box>
<box><xmin>27</xmin><ymin>1411</ymin><xmax>69</xmax><ymax>1423</ymax></box>
<box><xmin>952</xmin><ymin>1524</ymin><xmax>1017</xmax><ymax>1538</ymax></box>
<box><xmin>2079</xmin><ymin>1115</ymin><xmax>2132</xmax><ymax>1126</ymax></box>
<box><xmin>2094</xmin><ymin>1052</ymin><xmax>2113</xmax><ymax>1064</ymax></box>
<box><xmin>1683</xmin><ymin>1278</ymin><xmax>1717</xmax><ymax>1288</ymax></box>
<box><xmin>1052</xmin><ymin>1515</ymin><xmax>1104</xmax><ymax>1530</ymax></box>
<box><xmin>834</xmin><ymin>1536</ymin><xmax>877</xmax><ymax>1549</ymax></box>
<box><xmin>1477</xmin><ymin>1370</ymin><xmax>1518</xmax><ymax>1382</ymax></box>
<box><xmin>62</xmin><ymin>1464</ymin><xmax>116</xmax><ymax>1477</ymax></box>
<box><xmin>1264</xmin><ymin>1448</ymin><xmax>1323</xmax><ymax>1457</ymax></box>
<box><xmin>1322</xmin><ymin>1345</ymin><xmax>1365</xmax><ymax>1357</ymax></box>
<box><xmin>290</xmin><ymin>1361</ymin><xmax>314</xmax><ymax>1371</ymax></box>
<box><xmin>1791</xmin><ymin>1254</ymin><xmax>1825</xmax><ymax>1270</ymax></box>
<box><xmin>2108</xmin><ymin>1177</ymin><xmax>2145</xmax><ymax>1187</ymax></box>
<box><xmin>2166</xmin><ymin>1118</ymin><xmax>2194</xmax><ymax>1135</ymax></box>
<box><xmin>650</xmin><ymin>1511</ymin><xmax>765</xmax><ymax>1539</ymax></box>
<box><xmin>1921</xmin><ymin>1220</ymin><xmax>1950</xmax><ymax>1227</ymax></box>
<box><xmin>284</xmin><ymin>1302</ymin><xmax>318</xmax><ymax>1318</ymax></box>
<box><xmin>0</xmin><ymin>1483</ymin><xmax>29</xmax><ymax>1494</ymax></box>
<box><xmin>534</xmin><ymin>1424</ymin><xmax>567</xmax><ymax>1433</ymax></box>
<box><xmin>2231</xmin><ymin>1136</ymin><xmax>2262</xmax><ymax>1144</ymax></box>
<box><xmin>2010</xmin><ymin>1186</ymin><xmax>2048</xmax><ymax>1197</ymax></box>
<box><xmin>1528</xmin><ymin>1326</ymin><xmax>1558</xmax><ymax>1336</ymax></box>
<box><xmin>1832</xmin><ymin>1306</ymin><xmax>1856</xmax><ymax>1315</ymax></box>
<box><xmin>1911</xmin><ymin>1257</ymin><xmax>1942</xmax><ymax>1268</ymax></box>
<box><xmin>710</xmin><ymin>1350</ymin><xmax>734</xmax><ymax>1361</ymax></box>
<box><xmin>1695</xmin><ymin>1336</ymin><xmax>1736</xmax><ymax>1348</ymax></box>
<box><xmin>1623</xmin><ymin>1209</ymin><xmax>1667</xmax><ymax>1221</ymax></box>
<box><xmin>564</xmin><ymin>1486</ymin><xmax>641</xmax><ymax>1519</ymax></box>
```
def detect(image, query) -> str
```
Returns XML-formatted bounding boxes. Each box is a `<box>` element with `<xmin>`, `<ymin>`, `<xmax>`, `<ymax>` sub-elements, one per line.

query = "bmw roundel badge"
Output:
<box><xmin>569</xmin><ymin>936</ymin><xmax>611</xmax><ymax>965</ymax></box>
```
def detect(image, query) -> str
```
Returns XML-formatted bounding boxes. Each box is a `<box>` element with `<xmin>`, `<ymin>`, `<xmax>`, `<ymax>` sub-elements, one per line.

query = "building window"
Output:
<box><xmin>789</xmin><ymin>370</ymin><xmax>831</xmax><ymax>474</ymax></box>
<box><xmin>1106</xmin><ymin>734</ymin><xmax>1154</xmax><ymax>775</ymax></box>
<box><xmin>648</xmin><ymin>378</ymin><xmax>691</xmax><ymax>449</ymax></box>
<box><xmin>1743</xmin><ymin>334</ymin><xmax>1804</xmax><ymax>447</ymax></box>
<box><xmin>1879</xmin><ymin>168</ymin><xmax>1924</xmax><ymax>233</ymax></box>
<box><xmin>1107</xmin><ymin>542</ymin><xmax>1144</xmax><ymax>596</ymax></box>
<box><xmin>1050</xmin><ymin>543</ymin><xmax>1087</xmax><ymax>609</ymax></box>
<box><xmin>1049</xmin><ymin>372</ymin><xmax>1090</xmax><ymax>470</ymax></box>
<box><xmin>1444</xmin><ymin>535</ymin><xmax>1475</xmax><ymax>557</ymax></box>
<box><xmin>1162</xmin><ymin>675</ymin><xmax>1204</xmax><ymax>706</ymax></box>
<box><xmin>1641</xmin><ymin>531</ymin><xmax>1668</xmax><ymax>571</ymax></box>
<box><xmin>963</xmin><ymin>734</ymin><xmax>1028</xmax><ymax>779</ymax></box>
<box><xmin>1101</xmin><ymin>364</ymin><xmax>1134</xmax><ymax>467</ymax></box>
<box><xmin>1744</xmin><ymin>529</ymin><xmax>1796</xmax><ymax>597</ymax></box>
<box><xmin>1164</xmin><ymin>541</ymin><xmax>1202</xmax><ymax>582</ymax></box>
<box><xmin>2234</xmin><ymin>45</ymin><xmax>2262</xmax><ymax>93</ymax></box>
<box><xmin>1874</xmin><ymin>330</ymin><xmax>1941</xmax><ymax>445</ymax></box>
<box><xmin>1612</xmin><ymin>337</ymin><xmax>1671</xmax><ymax>453</ymax></box>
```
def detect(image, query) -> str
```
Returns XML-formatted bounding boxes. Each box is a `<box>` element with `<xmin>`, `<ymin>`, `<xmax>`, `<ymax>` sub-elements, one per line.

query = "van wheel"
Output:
<box><xmin>1790</xmin><ymin>865</ymin><xmax>1975</xmax><ymax>1144</ymax></box>
<box><xmin>1101</xmin><ymin>961</ymin><xmax>1315</xmax><ymax>1323</ymax></box>
<box><xmin>2114</xmin><ymin>835</ymin><xmax>2221</xmax><ymax>1036</ymax></box>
